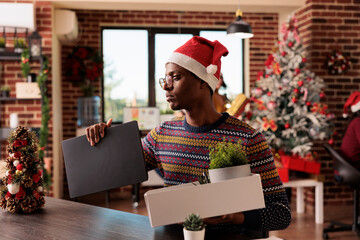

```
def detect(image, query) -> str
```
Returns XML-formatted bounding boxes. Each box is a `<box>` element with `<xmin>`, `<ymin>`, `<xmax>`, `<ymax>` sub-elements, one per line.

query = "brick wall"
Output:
<box><xmin>295</xmin><ymin>0</ymin><xmax>360</xmax><ymax>208</ymax></box>
<box><xmin>0</xmin><ymin>1</ymin><xmax>53</xmax><ymax>194</ymax></box>
<box><xmin>61</xmin><ymin>10</ymin><xmax>278</xmax><ymax>197</ymax></box>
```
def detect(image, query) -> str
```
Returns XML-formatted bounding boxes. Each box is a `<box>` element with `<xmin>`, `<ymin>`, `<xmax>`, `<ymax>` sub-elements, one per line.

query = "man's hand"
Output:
<box><xmin>86</xmin><ymin>118</ymin><xmax>112</xmax><ymax>146</ymax></box>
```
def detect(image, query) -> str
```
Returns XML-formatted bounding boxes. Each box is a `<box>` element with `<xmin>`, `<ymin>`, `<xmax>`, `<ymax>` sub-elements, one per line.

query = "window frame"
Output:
<box><xmin>100</xmin><ymin>26</ymin><xmax>245</xmax><ymax>123</ymax></box>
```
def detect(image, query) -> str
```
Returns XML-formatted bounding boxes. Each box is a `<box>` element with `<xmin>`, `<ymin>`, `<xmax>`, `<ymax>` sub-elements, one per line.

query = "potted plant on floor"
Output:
<box><xmin>0</xmin><ymin>85</ymin><xmax>11</xmax><ymax>98</ymax></box>
<box><xmin>183</xmin><ymin>213</ymin><xmax>206</xmax><ymax>240</ymax></box>
<box><xmin>208</xmin><ymin>140</ymin><xmax>250</xmax><ymax>183</ymax></box>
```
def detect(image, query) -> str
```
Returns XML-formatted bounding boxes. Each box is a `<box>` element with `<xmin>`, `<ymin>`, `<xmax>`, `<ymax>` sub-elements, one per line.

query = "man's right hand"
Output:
<box><xmin>86</xmin><ymin>118</ymin><xmax>112</xmax><ymax>146</ymax></box>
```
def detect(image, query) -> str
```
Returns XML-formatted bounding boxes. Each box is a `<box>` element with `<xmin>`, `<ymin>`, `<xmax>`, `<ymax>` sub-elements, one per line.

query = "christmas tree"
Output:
<box><xmin>0</xmin><ymin>126</ymin><xmax>45</xmax><ymax>213</ymax></box>
<box><xmin>243</xmin><ymin>15</ymin><xmax>334</xmax><ymax>157</ymax></box>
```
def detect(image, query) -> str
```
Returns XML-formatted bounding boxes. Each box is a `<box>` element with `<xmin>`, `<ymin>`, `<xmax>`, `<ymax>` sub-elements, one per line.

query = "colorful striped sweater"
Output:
<box><xmin>142</xmin><ymin>112</ymin><xmax>291</xmax><ymax>231</ymax></box>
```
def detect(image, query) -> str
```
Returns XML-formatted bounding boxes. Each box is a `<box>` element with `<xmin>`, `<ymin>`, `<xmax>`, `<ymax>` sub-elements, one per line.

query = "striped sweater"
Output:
<box><xmin>142</xmin><ymin>112</ymin><xmax>291</xmax><ymax>231</ymax></box>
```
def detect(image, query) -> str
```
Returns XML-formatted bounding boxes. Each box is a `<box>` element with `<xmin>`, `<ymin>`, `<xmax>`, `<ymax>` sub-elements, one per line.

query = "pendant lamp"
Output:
<box><xmin>227</xmin><ymin>9</ymin><xmax>253</xmax><ymax>39</ymax></box>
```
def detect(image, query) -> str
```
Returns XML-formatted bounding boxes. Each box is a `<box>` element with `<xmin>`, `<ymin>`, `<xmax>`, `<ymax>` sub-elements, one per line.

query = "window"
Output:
<box><xmin>102</xmin><ymin>27</ymin><xmax>243</xmax><ymax>123</ymax></box>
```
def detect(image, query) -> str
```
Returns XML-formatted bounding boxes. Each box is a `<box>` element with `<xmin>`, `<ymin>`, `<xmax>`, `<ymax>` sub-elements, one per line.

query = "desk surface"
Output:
<box><xmin>0</xmin><ymin>197</ymin><xmax>255</xmax><ymax>240</ymax></box>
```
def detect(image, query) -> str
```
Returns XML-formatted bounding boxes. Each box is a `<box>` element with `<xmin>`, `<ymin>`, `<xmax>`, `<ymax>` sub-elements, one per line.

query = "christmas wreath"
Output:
<box><xmin>326</xmin><ymin>51</ymin><xmax>351</xmax><ymax>75</ymax></box>
<box><xmin>66</xmin><ymin>47</ymin><xmax>103</xmax><ymax>97</ymax></box>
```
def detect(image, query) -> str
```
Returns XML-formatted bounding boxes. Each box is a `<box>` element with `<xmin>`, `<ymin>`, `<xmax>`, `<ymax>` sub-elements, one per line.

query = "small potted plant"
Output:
<box><xmin>0</xmin><ymin>37</ymin><xmax>5</xmax><ymax>52</ymax></box>
<box><xmin>208</xmin><ymin>140</ymin><xmax>250</xmax><ymax>183</ymax></box>
<box><xmin>0</xmin><ymin>85</ymin><xmax>11</xmax><ymax>98</ymax></box>
<box><xmin>183</xmin><ymin>213</ymin><xmax>206</xmax><ymax>240</ymax></box>
<box><xmin>14</xmin><ymin>38</ymin><xmax>27</xmax><ymax>53</ymax></box>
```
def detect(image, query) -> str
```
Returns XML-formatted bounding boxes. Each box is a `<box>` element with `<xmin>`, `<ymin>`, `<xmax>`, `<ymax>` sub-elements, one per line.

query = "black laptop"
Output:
<box><xmin>62</xmin><ymin>121</ymin><xmax>148</xmax><ymax>198</ymax></box>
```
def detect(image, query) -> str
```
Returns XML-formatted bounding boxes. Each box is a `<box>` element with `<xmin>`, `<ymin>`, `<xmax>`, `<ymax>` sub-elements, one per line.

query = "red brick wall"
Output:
<box><xmin>0</xmin><ymin>1</ymin><xmax>53</xmax><ymax>186</ymax></box>
<box><xmin>296</xmin><ymin>0</ymin><xmax>360</xmax><ymax>208</ymax></box>
<box><xmin>61</xmin><ymin>9</ymin><xmax>278</xmax><ymax>197</ymax></box>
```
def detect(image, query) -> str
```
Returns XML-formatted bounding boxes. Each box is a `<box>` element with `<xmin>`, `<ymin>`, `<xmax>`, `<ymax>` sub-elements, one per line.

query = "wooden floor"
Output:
<box><xmin>76</xmin><ymin>187</ymin><xmax>360</xmax><ymax>240</ymax></box>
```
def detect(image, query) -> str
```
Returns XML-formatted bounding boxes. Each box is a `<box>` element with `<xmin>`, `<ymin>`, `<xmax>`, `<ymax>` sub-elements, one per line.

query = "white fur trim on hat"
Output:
<box><xmin>206</xmin><ymin>64</ymin><xmax>217</xmax><ymax>75</ymax></box>
<box><xmin>351</xmin><ymin>100</ymin><xmax>360</xmax><ymax>113</ymax></box>
<box><xmin>167</xmin><ymin>52</ymin><xmax>218</xmax><ymax>91</ymax></box>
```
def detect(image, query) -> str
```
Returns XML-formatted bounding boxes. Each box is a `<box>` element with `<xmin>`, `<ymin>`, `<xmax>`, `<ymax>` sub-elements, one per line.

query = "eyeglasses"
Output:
<box><xmin>159</xmin><ymin>74</ymin><xmax>180</xmax><ymax>89</ymax></box>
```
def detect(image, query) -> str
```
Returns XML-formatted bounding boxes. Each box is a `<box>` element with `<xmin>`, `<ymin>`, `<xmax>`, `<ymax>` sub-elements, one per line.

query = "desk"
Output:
<box><xmin>0</xmin><ymin>197</ymin><xmax>260</xmax><ymax>240</ymax></box>
<box><xmin>283</xmin><ymin>179</ymin><xmax>323</xmax><ymax>224</ymax></box>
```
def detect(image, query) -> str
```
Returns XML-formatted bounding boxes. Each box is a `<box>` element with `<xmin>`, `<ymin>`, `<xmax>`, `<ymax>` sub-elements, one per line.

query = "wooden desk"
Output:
<box><xmin>283</xmin><ymin>179</ymin><xmax>323</xmax><ymax>224</ymax></box>
<box><xmin>0</xmin><ymin>197</ymin><xmax>261</xmax><ymax>240</ymax></box>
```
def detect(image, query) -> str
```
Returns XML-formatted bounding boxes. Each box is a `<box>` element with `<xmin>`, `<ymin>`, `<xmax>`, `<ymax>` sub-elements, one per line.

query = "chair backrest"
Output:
<box><xmin>323</xmin><ymin>143</ymin><xmax>360</xmax><ymax>189</ymax></box>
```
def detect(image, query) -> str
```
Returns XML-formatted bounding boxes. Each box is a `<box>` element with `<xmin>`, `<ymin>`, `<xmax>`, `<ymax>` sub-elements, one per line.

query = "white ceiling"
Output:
<box><xmin>53</xmin><ymin>0</ymin><xmax>305</xmax><ymax>13</ymax></box>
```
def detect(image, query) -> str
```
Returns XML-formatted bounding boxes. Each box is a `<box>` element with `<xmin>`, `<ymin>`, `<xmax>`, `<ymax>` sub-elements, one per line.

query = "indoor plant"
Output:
<box><xmin>183</xmin><ymin>213</ymin><xmax>206</xmax><ymax>240</ymax></box>
<box><xmin>0</xmin><ymin>85</ymin><xmax>11</xmax><ymax>98</ymax></box>
<box><xmin>208</xmin><ymin>140</ymin><xmax>250</xmax><ymax>182</ymax></box>
<box><xmin>14</xmin><ymin>38</ymin><xmax>27</xmax><ymax>53</ymax></box>
<box><xmin>0</xmin><ymin>37</ymin><xmax>5</xmax><ymax>52</ymax></box>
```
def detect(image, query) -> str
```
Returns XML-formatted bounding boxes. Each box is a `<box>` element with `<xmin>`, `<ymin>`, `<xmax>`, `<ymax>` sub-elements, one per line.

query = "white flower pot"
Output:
<box><xmin>208</xmin><ymin>164</ymin><xmax>251</xmax><ymax>183</ymax></box>
<box><xmin>183</xmin><ymin>228</ymin><xmax>205</xmax><ymax>240</ymax></box>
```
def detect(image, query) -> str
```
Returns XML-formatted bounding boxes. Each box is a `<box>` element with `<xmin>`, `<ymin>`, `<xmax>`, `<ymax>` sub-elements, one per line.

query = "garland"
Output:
<box><xmin>19</xmin><ymin>49</ymin><xmax>51</xmax><ymax>188</ymax></box>
<box><xmin>327</xmin><ymin>51</ymin><xmax>351</xmax><ymax>75</ymax></box>
<box><xmin>20</xmin><ymin>49</ymin><xmax>31</xmax><ymax>78</ymax></box>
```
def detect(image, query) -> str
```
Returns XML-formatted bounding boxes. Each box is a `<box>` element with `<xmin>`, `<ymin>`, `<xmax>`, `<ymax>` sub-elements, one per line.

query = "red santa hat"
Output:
<box><xmin>166</xmin><ymin>36</ymin><xmax>229</xmax><ymax>92</ymax></box>
<box><xmin>343</xmin><ymin>91</ymin><xmax>360</xmax><ymax>118</ymax></box>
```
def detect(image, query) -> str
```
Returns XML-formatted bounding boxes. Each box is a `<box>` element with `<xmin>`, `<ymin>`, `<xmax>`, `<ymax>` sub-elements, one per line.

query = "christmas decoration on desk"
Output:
<box><xmin>242</xmin><ymin>15</ymin><xmax>334</xmax><ymax>159</ymax></box>
<box><xmin>326</xmin><ymin>51</ymin><xmax>351</xmax><ymax>75</ymax></box>
<box><xmin>66</xmin><ymin>46</ymin><xmax>103</xmax><ymax>97</ymax></box>
<box><xmin>0</xmin><ymin>126</ymin><xmax>45</xmax><ymax>213</ymax></box>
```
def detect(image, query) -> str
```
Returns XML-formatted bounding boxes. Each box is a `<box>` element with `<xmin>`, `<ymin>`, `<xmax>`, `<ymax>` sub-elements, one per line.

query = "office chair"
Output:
<box><xmin>323</xmin><ymin>143</ymin><xmax>360</xmax><ymax>239</ymax></box>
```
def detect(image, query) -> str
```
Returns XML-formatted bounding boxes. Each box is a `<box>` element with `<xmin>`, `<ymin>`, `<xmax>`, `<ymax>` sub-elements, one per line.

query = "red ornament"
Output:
<box><xmin>298</xmin><ymin>81</ymin><xmax>304</xmax><ymax>87</ymax></box>
<box><xmin>16</xmin><ymin>164</ymin><xmax>23</xmax><ymax>171</ymax></box>
<box><xmin>7</xmin><ymin>175</ymin><xmax>13</xmax><ymax>184</ymax></box>
<box><xmin>294</xmin><ymin>89</ymin><xmax>299</xmax><ymax>94</ymax></box>
<box><xmin>13</xmin><ymin>140</ymin><xmax>22</xmax><ymax>147</ymax></box>
<box><xmin>5</xmin><ymin>192</ymin><xmax>12</xmax><ymax>200</ymax></box>
<box><xmin>21</xmin><ymin>140</ymin><xmax>28</xmax><ymax>146</ymax></box>
<box><xmin>281</xmin><ymin>51</ymin><xmax>286</xmax><ymax>57</ymax></box>
<box><xmin>41</xmin><ymin>147</ymin><xmax>45</xmax><ymax>151</ymax></box>
<box><xmin>306</xmin><ymin>101</ymin><xmax>312</xmax><ymax>106</ymax></box>
<box><xmin>33</xmin><ymin>174</ymin><xmax>41</xmax><ymax>183</ymax></box>
<box><xmin>295</xmin><ymin>68</ymin><xmax>301</xmax><ymax>74</ymax></box>
<box><xmin>302</xmin><ymin>58</ymin><xmax>307</xmax><ymax>63</ymax></box>
<box><xmin>265</xmin><ymin>74</ymin><xmax>269</xmax><ymax>78</ymax></box>
<box><xmin>320</xmin><ymin>92</ymin><xmax>326</xmax><ymax>98</ymax></box>
<box><xmin>284</xmin><ymin>123</ymin><xmax>291</xmax><ymax>129</ymax></box>
<box><xmin>33</xmin><ymin>190</ymin><xmax>40</xmax><ymax>200</ymax></box>
<box><xmin>14</xmin><ymin>152</ymin><xmax>21</xmax><ymax>158</ymax></box>
<box><xmin>292</xmin><ymin>98</ymin><xmax>297</xmax><ymax>103</ymax></box>
<box><xmin>306</xmin><ymin>77</ymin><xmax>312</xmax><ymax>82</ymax></box>
<box><xmin>288</xmin><ymin>42</ymin><xmax>294</xmax><ymax>47</ymax></box>
<box><xmin>15</xmin><ymin>187</ymin><xmax>26</xmax><ymax>200</ymax></box>
<box><xmin>328</xmin><ymin>138</ymin><xmax>334</xmax><ymax>145</ymax></box>
<box><xmin>267</xmin><ymin>92</ymin><xmax>272</xmax><ymax>96</ymax></box>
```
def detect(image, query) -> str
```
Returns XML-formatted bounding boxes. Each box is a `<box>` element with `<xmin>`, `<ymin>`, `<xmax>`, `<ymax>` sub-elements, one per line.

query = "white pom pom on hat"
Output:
<box><xmin>166</xmin><ymin>36</ymin><xmax>228</xmax><ymax>92</ymax></box>
<box><xmin>343</xmin><ymin>91</ymin><xmax>360</xmax><ymax>118</ymax></box>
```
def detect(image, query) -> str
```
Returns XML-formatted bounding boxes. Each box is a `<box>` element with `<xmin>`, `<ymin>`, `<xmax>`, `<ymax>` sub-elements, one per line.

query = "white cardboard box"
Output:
<box><xmin>144</xmin><ymin>174</ymin><xmax>265</xmax><ymax>228</ymax></box>
<box><xmin>15</xmin><ymin>82</ymin><xmax>41</xmax><ymax>99</ymax></box>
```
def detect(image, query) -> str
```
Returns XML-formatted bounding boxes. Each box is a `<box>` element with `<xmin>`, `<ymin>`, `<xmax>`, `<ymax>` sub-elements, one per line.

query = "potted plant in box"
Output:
<box><xmin>0</xmin><ymin>85</ymin><xmax>11</xmax><ymax>98</ymax></box>
<box><xmin>183</xmin><ymin>213</ymin><xmax>206</xmax><ymax>240</ymax></box>
<box><xmin>208</xmin><ymin>140</ymin><xmax>250</xmax><ymax>183</ymax></box>
<box><xmin>14</xmin><ymin>38</ymin><xmax>26</xmax><ymax>53</ymax></box>
<box><xmin>0</xmin><ymin>37</ymin><xmax>5</xmax><ymax>52</ymax></box>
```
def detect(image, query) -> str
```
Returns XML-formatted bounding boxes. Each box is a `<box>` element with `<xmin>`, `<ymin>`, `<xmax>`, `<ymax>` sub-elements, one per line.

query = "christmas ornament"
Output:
<box><xmin>267</xmin><ymin>101</ymin><xmax>277</xmax><ymax>111</ymax></box>
<box><xmin>0</xmin><ymin>126</ymin><xmax>46</xmax><ymax>213</ymax></box>
<box><xmin>326</xmin><ymin>51</ymin><xmax>351</xmax><ymax>75</ymax></box>
<box><xmin>284</xmin><ymin>123</ymin><xmax>291</xmax><ymax>129</ymax></box>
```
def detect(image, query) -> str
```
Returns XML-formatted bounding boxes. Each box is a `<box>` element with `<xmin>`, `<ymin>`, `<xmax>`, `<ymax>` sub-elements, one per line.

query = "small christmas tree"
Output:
<box><xmin>244</xmin><ymin>15</ymin><xmax>334</xmax><ymax>157</ymax></box>
<box><xmin>0</xmin><ymin>126</ymin><xmax>45</xmax><ymax>213</ymax></box>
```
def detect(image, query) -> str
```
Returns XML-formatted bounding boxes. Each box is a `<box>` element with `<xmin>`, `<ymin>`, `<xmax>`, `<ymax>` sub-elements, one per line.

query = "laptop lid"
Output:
<box><xmin>62</xmin><ymin>121</ymin><xmax>148</xmax><ymax>198</ymax></box>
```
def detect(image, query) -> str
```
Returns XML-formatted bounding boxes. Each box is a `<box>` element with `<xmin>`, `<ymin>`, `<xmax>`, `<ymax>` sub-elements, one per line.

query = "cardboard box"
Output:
<box><xmin>16</xmin><ymin>82</ymin><xmax>41</xmax><ymax>99</ymax></box>
<box><xmin>144</xmin><ymin>174</ymin><xmax>265</xmax><ymax>228</ymax></box>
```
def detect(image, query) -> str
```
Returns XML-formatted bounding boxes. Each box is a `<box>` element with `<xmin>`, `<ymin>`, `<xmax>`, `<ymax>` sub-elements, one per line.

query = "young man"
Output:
<box><xmin>86</xmin><ymin>36</ymin><xmax>291</xmax><ymax>232</ymax></box>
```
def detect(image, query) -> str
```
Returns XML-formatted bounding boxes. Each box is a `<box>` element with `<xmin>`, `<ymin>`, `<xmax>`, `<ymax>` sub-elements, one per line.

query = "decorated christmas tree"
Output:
<box><xmin>0</xmin><ymin>126</ymin><xmax>45</xmax><ymax>213</ymax></box>
<box><xmin>243</xmin><ymin>15</ymin><xmax>334</xmax><ymax>158</ymax></box>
